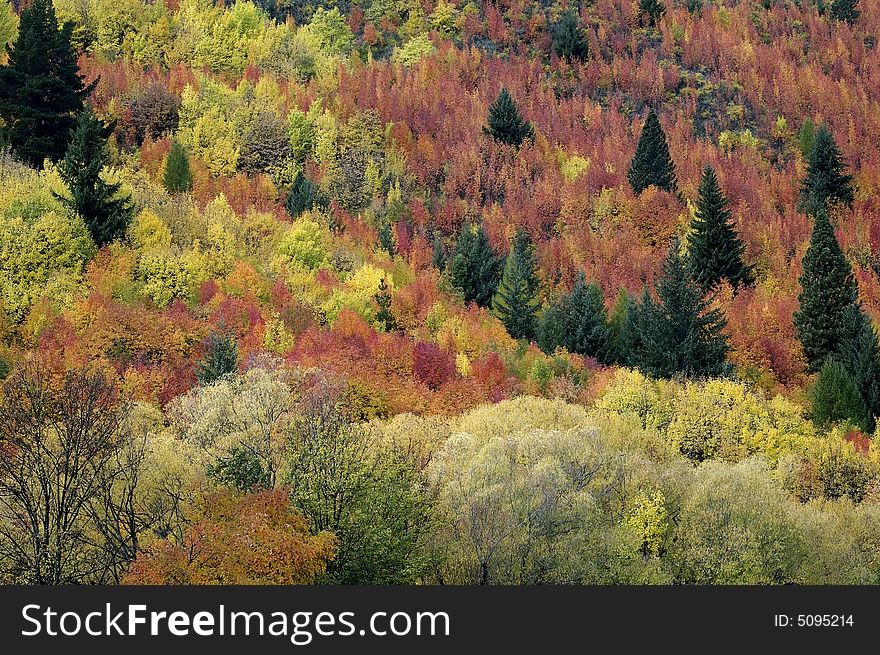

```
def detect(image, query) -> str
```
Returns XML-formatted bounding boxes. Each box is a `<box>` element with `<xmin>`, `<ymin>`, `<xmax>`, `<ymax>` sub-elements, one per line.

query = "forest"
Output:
<box><xmin>0</xmin><ymin>0</ymin><xmax>879</xmax><ymax>585</ymax></box>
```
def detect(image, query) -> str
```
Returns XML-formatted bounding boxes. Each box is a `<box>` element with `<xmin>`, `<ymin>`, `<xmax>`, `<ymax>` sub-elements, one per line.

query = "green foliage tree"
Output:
<box><xmin>163</xmin><ymin>140</ymin><xmax>192</xmax><ymax>194</ymax></box>
<box><xmin>285</xmin><ymin>170</ymin><xmax>324</xmax><ymax>218</ymax></box>
<box><xmin>56</xmin><ymin>108</ymin><xmax>132</xmax><ymax>248</ymax></box>
<box><xmin>492</xmin><ymin>229</ymin><xmax>541</xmax><ymax>341</ymax></box>
<box><xmin>196</xmin><ymin>331</ymin><xmax>239</xmax><ymax>385</ymax></box>
<box><xmin>793</xmin><ymin>209</ymin><xmax>860</xmax><ymax>372</ymax></box>
<box><xmin>632</xmin><ymin>239</ymin><xmax>730</xmax><ymax>378</ymax></box>
<box><xmin>0</xmin><ymin>0</ymin><xmax>95</xmax><ymax>167</ymax></box>
<box><xmin>539</xmin><ymin>273</ymin><xmax>612</xmax><ymax>363</ymax></box>
<box><xmin>837</xmin><ymin>307</ymin><xmax>880</xmax><ymax>432</ymax></box>
<box><xmin>375</xmin><ymin>277</ymin><xmax>397</xmax><ymax>332</ymax></box>
<box><xmin>811</xmin><ymin>358</ymin><xmax>871</xmax><ymax>432</ymax></box>
<box><xmin>431</xmin><ymin>231</ymin><xmax>446</xmax><ymax>271</ymax></box>
<box><xmin>378</xmin><ymin>217</ymin><xmax>396</xmax><ymax>256</ymax></box>
<box><xmin>799</xmin><ymin>125</ymin><xmax>854</xmax><ymax>212</ymax></box>
<box><xmin>208</xmin><ymin>445</ymin><xmax>272</xmax><ymax>491</ymax></box>
<box><xmin>552</xmin><ymin>10</ymin><xmax>588</xmax><ymax>62</ymax></box>
<box><xmin>449</xmin><ymin>222</ymin><xmax>502</xmax><ymax>307</ymax></box>
<box><xmin>830</xmin><ymin>0</ymin><xmax>860</xmax><ymax>24</ymax></box>
<box><xmin>627</xmin><ymin>109</ymin><xmax>678</xmax><ymax>195</ymax></box>
<box><xmin>608</xmin><ymin>287</ymin><xmax>634</xmax><ymax>364</ymax></box>
<box><xmin>688</xmin><ymin>166</ymin><xmax>753</xmax><ymax>290</ymax></box>
<box><xmin>639</xmin><ymin>0</ymin><xmax>667</xmax><ymax>27</ymax></box>
<box><xmin>483</xmin><ymin>87</ymin><xmax>534</xmax><ymax>147</ymax></box>
<box><xmin>798</xmin><ymin>117</ymin><xmax>816</xmax><ymax>158</ymax></box>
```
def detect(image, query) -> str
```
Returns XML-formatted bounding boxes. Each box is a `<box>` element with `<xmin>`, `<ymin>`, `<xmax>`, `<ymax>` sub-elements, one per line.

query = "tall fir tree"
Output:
<box><xmin>799</xmin><ymin>125</ymin><xmax>854</xmax><ymax>212</ymax></box>
<box><xmin>492</xmin><ymin>229</ymin><xmax>541</xmax><ymax>340</ymax></box>
<box><xmin>552</xmin><ymin>10</ymin><xmax>588</xmax><ymax>62</ymax></box>
<box><xmin>374</xmin><ymin>278</ymin><xmax>397</xmax><ymax>332</ymax></box>
<box><xmin>811</xmin><ymin>358</ymin><xmax>871</xmax><ymax>432</ymax></box>
<box><xmin>483</xmin><ymin>87</ymin><xmax>534</xmax><ymax>147</ymax></box>
<box><xmin>431</xmin><ymin>230</ymin><xmax>446</xmax><ymax>271</ymax></box>
<box><xmin>830</xmin><ymin>0</ymin><xmax>860</xmax><ymax>24</ymax></box>
<box><xmin>285</xmin><ymin>170</ymin><xmax>324</xmax><ymax>218</ymax></box>
<box><xmin>620</xmin><ymin>287</ymin><xmax>651</xmax><ymax>368</ymax></box>
<box><xmin>688</xmin><ymin>166</ymin><xmax>753</xmax><ymax>290</ymax></box>
<box><xmin>793</xmin><ymin>209</ymin><xmax>860</xmax><ymax>372</ymax></box>
<box><xmin>55</xmin><ymin>107</ymin><xmax>132</xmax><ymax>247</ymax></box>
<box><xmin>196</xmin><ymin>330</ymin><xmax>239</xmax><ymax>385</ymax></box>
<box><xmin>449</xmin><ymin>222</ymin><xmax>503</xmax><ymax>307</ymax></box>
<box><xmin>633</xmin><ymin>239</ymin><xmax>730</xmax><ymax>378</ymax></box>
<box><xmin>607</xmin><ymin>287</ymin><xmax>634</xmax><ymax>365</ymax></box>
<box><xmin>838</xmin><ymin>307</ymin><xmax>880</xmax><ymax>432</ymax></box>
<box><xmin>378</xmin><ymin>217</ymin><xmax>396</xmax><ymax>256</ymax></box>
<box><xmin>553</xmin><ymin>273</ymin><xmax>612</xmax><ymax>362</ymax></box>
<box><xmin>0</xmin><ymin>0</ymin><xmax>95</xmax><ymax>167</ymax></box>
<box><xmin>627</xmin><ymin>109</ymin><xmax>678</xmax><ymax>195</ymax></box>
<box><xmin>639</xmin><ymin>0</ymin><xmax>667</xmax><ymax>27</ymax></box>
<box><xmin>163</xmin><ymin>140</ymin><xmax>192</xmax><ymax>194</ymax></box>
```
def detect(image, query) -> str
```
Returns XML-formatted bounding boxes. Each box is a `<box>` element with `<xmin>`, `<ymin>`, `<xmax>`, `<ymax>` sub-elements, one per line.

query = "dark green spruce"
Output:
<box><xmin>55</xmin><ymin>108</ymin><xmax>132</xmax><ymax>248</ymax></box>
<box><xmin>552</xmin><ymin>10</ymin><xmax>588</xmax><ymax>62</ymax></box>
<box><xmin>0</xmin><ymin>0</ymin><xmax>96</xmax><ymax>167</ymax></box>
<box><xmin>449</xmin><ymin>222</ymin><xmax>503</xmax><ymax>307</ymax></box>
<box><xmin>799</xmin><ymin>125</ymin><xmax>854</xmax><ymax>212</ymax></box>
<box><xmin>793</xmin><ymin>208</ymin><xmax>860</xmax><ymax>372</ymax></box>
<box><xmin>483</xmin><ymin>87</ymin><xmax>534</xmax><ymax>147</ymax></box>
<box><xmin>830</xmin><ymin>0</ymin><xmax>860</xmax><ymax>24</ymax></box>
<box><xmin>196</xmin><ymin>330</ymin><xmax>239</xmax><ymax>385</ymax></box>
<box><xmin>627</xmin><ymin>109</ymin><xmax>678</xmax><ymax>195</ymax></box>
<box><xmin>492</xmin><ymin>229</ymin><xmax>541</xmax><ymax>340</ymax></box>
<box><xmin>163</xmin><ymin>140</ymin><xmax>193</xmax><ymax>194</ymax></box>
<box><xmin>539</xmin><ymin>272</ymin><xmax>612</xmax><ymax>363</ymax></box>
<box><xmin>688</xmin><ymin>166</ymin><xmax>753</xmax><ymax>290</ymax></box>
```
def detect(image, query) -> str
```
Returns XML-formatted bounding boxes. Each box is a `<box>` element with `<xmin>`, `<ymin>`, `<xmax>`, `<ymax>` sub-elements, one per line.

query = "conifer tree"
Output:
<box><xmin>607</xmin><ymin>287</ymin><xmax>633</xmax><ymax>364</ymax></box>
<box><xmin>830</xmin><ymin>0</ymin><xmax>860</xmax><ymax>24</ymax></box>
<box><xmin>633</xmin><ymin>239</ymin><xmax>730</xmax><ymax>378</ymax></box>
<box><xmin>537</xmin><ymin>301</ymin><xmax>566</xmax><ymax>354</ymax></box>
<box><xmin>0</xmin><ymin>0</ymin><xmax>95</xmax><ymax>167</ymax></box>
<box><xmin>431</xmin><ymin>231</ymin><xmax>446</xmax><ymax>271</ymax></box>
<box><xmin>449</xmin><ymin>222</ymin><xmax>503</xmax><ymax>307</ymax></box>
<box><xmin>627</xmin><ymin>110</ymin><xmax>678</xmax><ymax>195</ymax></box>
<box><xmin>492</xmin><ymin>229</ymin><xmax>541</xmax><ymax>340</ymax></box>
<box><xmin>538</xmin><ymin>273</ymin><xmax>612</xmax><ymax>362</ymax></box>
<box><xmin>811</xmin><ymin>358</ymin><xmax>871</xmax><ymax>432</ymax></box>
<box><xmin>55</xmin><ymin>108</ymin><xmax>132</xmax><ymax>247</ymax></box>
<box><xmin>196</xmin><ymin>331</ymin><xmax>239</xmax><ymax>385</ymax></box>
<box><xmin>285</xmin><ymin>170</ymin><xmax>324</xmax><ymax>218</ymax></box>
<box><xmin>793</xmin><ymin>209</ymin><xmax>860</xmax><ymax>372</ymax></box>
<box><xmin>552</xmin><ymin>10</ymin><xmax>588</xmax><ymax>62</ymax></box>
<box><xmin>639</xmin><ymin>0</ymin><xmax>667</xmax><ymax>27</ymax></box>
<box><xmin>620</xmin><ymin>287</ymin><xmax>651</xmax><ymax>367</ymax></box>
<box><xmin>838</xmin><ymin>307</ymin><xmax>880</xmax><ymax>432</ymax></box>
<box><xmin>688</xmin><ymin>166</ymin><xmax>753</xmax><ymax>290</ymax></box>
<box><xmin>163</xmin><ymin>140</ymin><xmax>192</xmax><ymax>194</ymax></box>
<box><xmin>378</xmin><ymin>217</ymin><xmax>396</xmax><ymax>256</ymax></box>
<box><xmin>375</xmin><ymin>278</ymin><xmax>397</xmax><ymax>332</ymax></box>
<box><xmin>483</xmin><ymin>87</ymin><xmax>534</xmax><ymax>147</ymax></box>
<box><xmin>799</xmin><ymin>125</ymin><xmax>854</xmax><ymax>212</ymax></box>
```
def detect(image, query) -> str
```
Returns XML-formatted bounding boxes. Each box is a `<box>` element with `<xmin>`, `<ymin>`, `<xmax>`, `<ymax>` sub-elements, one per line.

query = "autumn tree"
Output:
<box><xmin>195</xmin><ymin>330</ymin><xmax>239</xmax><ymax>385</ymax></box>
<box><xmin>627</xmin><ymin>109</ymin><xmax>678</xmax><ymax>195</ymax></box>
<box><xmin>123</xmin><ymin>489</ymin><xmax>337</xmax><ymax>584</ymax></box>
<box><xmin>793</xmin><ymin>209</ymin><xmax>859</xmax><ymax>372</ymax></box>
<box><xmin>639</xmin><ymin>0</ymin><xmax>667</xmax><ymax>27</ymax></box>
<box><xmin>688</xmin><ymin>166</ymin><xmax>753</xmax><ymax>290</ymax></box>
<box><xmin>799</xmin><ymin>125</ymin><xmax>854</xmax><ymax>212</ymax></box>
<box><xmin>123</xmin><ymin>83</ymin><xmax>180</xmax><ymax>146</ymax></box>
<box><xmin>56</xmin><ymin>107</ymin><xmax>132</xmax><ymax>247</ymax></box>
<box><xmin>483</xmin><ymin>87</ymin><xmax>534</xmax><ymax>147</ymax></box>
<box><xmin>552</xmin><ymin>10</ymin><xmax>588</xmax><ymax>62</ymax></box>
<box><xmin>0</xmin><ymin>363</ymin><xmax>137</xmax><ymax>584</ymax></box>
<box><xmin>492</xmin><ymin>229</ymin><xmax>541</xmax><ymax>341</ymax></box>
<box><xmin>0</xmin><ymin>0</ymin><xmax>95</xmax><ymax>166</ymax></box>
<box><xmin>163</xmin><ymin>140</ymin><xmax>192</xmax><ymax>194</ymax></box>
<box><xmin>631</xmin><ymin>239</ymin><xmax>730</xmax><ymax>378</ymax></box>
<box><xmin>449</xmin><ymin>222</ymin><xmax>503</xmax><ymax>307</ymax></box>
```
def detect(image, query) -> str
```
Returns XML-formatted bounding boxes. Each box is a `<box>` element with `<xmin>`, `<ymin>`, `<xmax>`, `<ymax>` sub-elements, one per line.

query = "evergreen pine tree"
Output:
<box><xmin>55</xmin><ymin>107</ymin><xmax>132</xmax><ymax>247</ymax></box>
<box><xmin>811</xmin><ymin>358</ymin><xmax>871</xmax><ymax>432</ymax></box>
<box><xmin>537</xmin><ymin>301</ymin><xmax>566</xmax><ymax>354</ymax></box>
<box><xmin>620</xmin><ymin>287</ymin><xmax>651</xmax><ymax>368</ymax></box>
<box><xmin>483</xmin><ymin>87</ymin><xmax>534</xmax><ymax>147</ymax></box>
<box><xmin>0</xmin><ymin>0</ymin><xmax>96</xmax><ymax>167</ymax></box>
<box><xmin>560</xmin><ymin>273</ymin><xmax>613</xmax><ymax>363</ymax></box>
<box><xmin>838</xmin><ymin>307</ymin><xmax>880</xmax><ymax>432</ymax></box>
<box><xmin>688</xmin><ymin>166</ymin><xmax>753</xmax><ymax>290</ymax></box>
<box><xmin>793</xmin><ymin>208</ymin><xmax>860</xmax><ymax>372</ymax></box>
<box><xmin>431</xmin><ymin>231</ymin><xmax>446</xmax><ymax>271</ymax></box>
<box><xmin>492</xmin><ymin>229</ymin><xmax>541</xmax><ymax>340</ymax></box>
<box><xmin>799</xmin><ymin>124</ymin><xmax>854</xmax><ymax>212</ymax></box>
<box><xmin>627</xmin><ymin>110</ymin><xmax>678</xmax><ymax>195</ymax></box>
<box><xmin>639</xmin><ymin>0</ymin><xmax>667</xmax><ymax>27</ymax></box>
<box><xmin>830</xmin><ymin>0</ymin><xmax>860</xmax><ymax>24</ymax></box>
<box><xmin>163</xmin><ymin>140</ymin><xmax>192</xmax><ymax>194</ymax></box>
<box><xmin>607</xmin><ymin>287</ymin><xmax>633</xmax><ymax>364</ymax></box>
<box><xmin>449</xmin><ymin>222</ymin><xmax>503</xmax><ymax>307</ymax></box>
<box><xmin>375</xmin><ymin>278</ymin><xmax>397</xmax><ymax>332</ymax></box>
<box><xmin>552</xmin><ymin>10</ymin><xmax>588</xmax><ymax>62</ymax></box>
<box><xmin>285</xmin><ymin>170</ymin><xmax>324</xmax><ymax>218</ymax></box>
<box><xmin>378</xmin><ymin>217</ymin><xmax>396</xmax><ymax>256</ymax></box>
<box><xmin>798</xmin><ymin>117</ymin><xmax>816</xmax><ymax>159</ymax></box>
<box><xmin>634</xmin><ymin>239</ymin><xmax>730</xmax><ymax>378</ymax></box>
<box><xmin>196</xmin><ymin>331</ymin><xmax>239</xmax><ymax>385</ymax></box>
